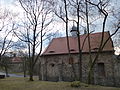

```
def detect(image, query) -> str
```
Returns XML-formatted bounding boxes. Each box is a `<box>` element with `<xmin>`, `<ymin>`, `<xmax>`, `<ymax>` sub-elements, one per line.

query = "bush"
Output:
<box><xmin>70</xmin><ymin>81</ymin><xmax>81</xmax><ymax>87</ymax></box>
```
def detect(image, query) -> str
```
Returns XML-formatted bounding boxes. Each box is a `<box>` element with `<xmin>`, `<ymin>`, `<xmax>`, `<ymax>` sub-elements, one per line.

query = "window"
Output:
<box><xmin>97</xmin><ymin>63</ymin><xmax>105</xmax><ymax>77</ymax></box>
<box><xmin>48</xmin><ymin>50</ymin><xmax>55</xmax><ymax>53</ymax></box>
<box><xmin>50</xmin><ymin>63</ymin><xmax>55</xmax><ymax>67</ymax></box>
<box><xmin>92</xmin><ymin>48</ymin><xmax>99</xmax><ymax>50</ymax></box>
<box><xmin>69</xmin><ymin>57</ymin><xmax>74</xmax><ymax>64</ymax></box>
<box><xmin>70</xmin><ymin>49</ymin><xmax>75</xmax><ymax>51</ymax></box>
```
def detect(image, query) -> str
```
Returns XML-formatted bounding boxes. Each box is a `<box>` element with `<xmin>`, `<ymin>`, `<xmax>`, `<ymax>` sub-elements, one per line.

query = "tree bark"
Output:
<box><xmin>4</xmin><ymin>65</ymin><xmax>9</xmax><ymax>77</ymax></box>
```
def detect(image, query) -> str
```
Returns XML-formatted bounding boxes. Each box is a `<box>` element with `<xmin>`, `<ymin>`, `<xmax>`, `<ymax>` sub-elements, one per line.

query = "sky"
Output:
<box><xmin>0</xmin><ymin>0</ymin><xmax>13</xmax><ymax>6</ymax></box>
<box><xmin>0</xmin><ymin>0</ymin><xmax>120</xmax><ymax>55</ymax></box>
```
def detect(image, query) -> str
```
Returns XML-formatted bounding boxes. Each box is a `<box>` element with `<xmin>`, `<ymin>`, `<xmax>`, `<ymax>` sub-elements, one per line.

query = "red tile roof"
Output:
<box><xmin>11</xmin><ymin>57</ymin><xmax>23</xmax><ymax>63</ymax></box>
<box><xmin>42</xmin><ymin>31</ymin><xmax>114</xmax><ymax>55</ymax></box>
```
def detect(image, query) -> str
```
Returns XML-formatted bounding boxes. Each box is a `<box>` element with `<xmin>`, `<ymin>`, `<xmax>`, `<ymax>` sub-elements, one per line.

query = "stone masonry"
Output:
<box><xmin>40</xmin><ymin>51</ymin><xmax>120</xmax><ymax>86</ymax></box>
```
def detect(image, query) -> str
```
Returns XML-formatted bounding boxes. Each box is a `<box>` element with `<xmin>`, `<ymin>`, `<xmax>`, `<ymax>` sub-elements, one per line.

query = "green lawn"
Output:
<box><xmin>0</xmin><ymin>77</ymin><xmax>120</xmax><ymax>90</ymax></box>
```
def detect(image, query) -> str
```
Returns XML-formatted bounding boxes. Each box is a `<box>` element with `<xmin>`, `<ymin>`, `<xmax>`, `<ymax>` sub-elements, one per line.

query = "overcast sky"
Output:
<box><xmin>0</xmin><ymin>0</ymin><xmax>13</xmax><ymax>5</ymax></box>
<box><xmin>0</xmin><ymin>0</ymin><xmax>120</xmax><ymax>54</ymax></box>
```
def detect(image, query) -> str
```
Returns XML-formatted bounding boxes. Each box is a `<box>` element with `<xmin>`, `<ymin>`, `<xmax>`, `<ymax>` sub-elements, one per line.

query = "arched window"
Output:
<box><xmin>97</xmin><ymin>63</ymin><xmax>105</xmax><ymax>77</ymax></box>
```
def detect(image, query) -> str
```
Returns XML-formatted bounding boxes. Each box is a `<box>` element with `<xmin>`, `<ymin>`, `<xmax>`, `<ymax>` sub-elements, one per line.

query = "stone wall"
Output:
<box><xmin>40</xmin><ymin>52</ymin><xmax>120</xmax><ymax>86</ymax></box>
<box><xmin>9</xmin><ymin>63</ymin><xmax>23</xmax><ymax>72</ymax></box>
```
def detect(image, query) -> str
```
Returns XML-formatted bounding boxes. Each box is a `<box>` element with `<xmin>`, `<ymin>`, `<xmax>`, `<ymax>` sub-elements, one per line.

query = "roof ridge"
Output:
<box><xmin>52</xmin><ymin>31</ymin><xmax>109</xmax><ymax>39</ymax></box>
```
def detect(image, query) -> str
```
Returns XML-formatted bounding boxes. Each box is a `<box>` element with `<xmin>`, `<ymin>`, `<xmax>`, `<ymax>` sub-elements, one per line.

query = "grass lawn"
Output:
<box><xmin>0</xmin><ymin>77</ymin><xmax>120</xmax><ymax>90</ymax></box>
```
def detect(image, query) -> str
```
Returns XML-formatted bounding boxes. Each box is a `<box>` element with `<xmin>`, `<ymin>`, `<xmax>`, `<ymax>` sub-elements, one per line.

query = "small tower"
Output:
<box><xmin>84</xmin><ymin>29</ymin><xmax>87</xmax><ymax>34</ymax></box>
<box><xmin>70</xmin><ymin>24</ymin><xmax>78</xmax><ymax>37</ymax></box>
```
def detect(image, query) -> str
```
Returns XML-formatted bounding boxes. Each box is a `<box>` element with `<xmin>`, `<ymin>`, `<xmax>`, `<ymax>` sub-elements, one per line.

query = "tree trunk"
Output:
<box><xmin>38</xmin><ymin>60</ymin><xmax>41</xmax><ymax>80</ymax></box>
<box><xmin>85</xmin><ymin>0</ymin><xmax>93</xmax><ymax>84</ymax></box>
<box><xmin>63</xmin><ymin>0</ymin><xmax>76</xmax><ymax>80</ymax></box>
<box><xmin>29</xmin><ymin>66</ymin><xmax>34</xmax><ymax>81</ymax></box>
<box><xmin>88</xmin><ymin>67</ymin><xmax>94</xmax><ymax>84</ymax></box>
<box><xmin>23</xmin><ymin>58</ymin><xmax>26</xmax><ymax>77</ymax></box>
<box><xmin>4</xmin><ymin>65</ymin><xmax>9</xmax><ymax>77</ymax></box>
<box><xmin>58</xmin><ymin>63</ymin><xmax>63</xmax><ymax>81</ymax></box>
<box><xmin>29</xmin><ymin>58</ymin><xmax>34</xmax><ymax>81</ymax></box>
<box><xmin>76</xmin><ymin>0</ymin><xmax>82</xmax><ymax>81</ymax></box>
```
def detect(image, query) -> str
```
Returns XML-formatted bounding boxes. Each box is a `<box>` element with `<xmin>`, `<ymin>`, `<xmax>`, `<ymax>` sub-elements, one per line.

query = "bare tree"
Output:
<box><xmin>50</xmin><ymin>0</ymin><xmax>79</xmax><ymax>81</ymax></box>
<box><xmin>50</xmin><ymin>0</ymin><xmax>95</xmax><ymax>81</ymax></box>
<box><xmin>0</xmin><ymin>8</ymin><xmax>17</xmax><ymax>77</ymax></box>
<box><xmin>85</xmin><ymin>0</ymin><xmax>120</xmax><ymax>84</ymax></box>
<box><xmin>15</xmin><ymin>0</ymin><xmax>53</xmax><ymax>81</ymax></box>
<box><xmin>49</xmin><ymin>0</ymin><xmax>120</xmax><ymax>83</ymax></box>
<box><xmin>112</xmin><ymin>7</ymin><xmax>120</xmax><ymax>55</ymax></box>
<box><xmin>46</xmin><ymin>31</ymin><xmax>63</xmax><ymax>44</ymax></box>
